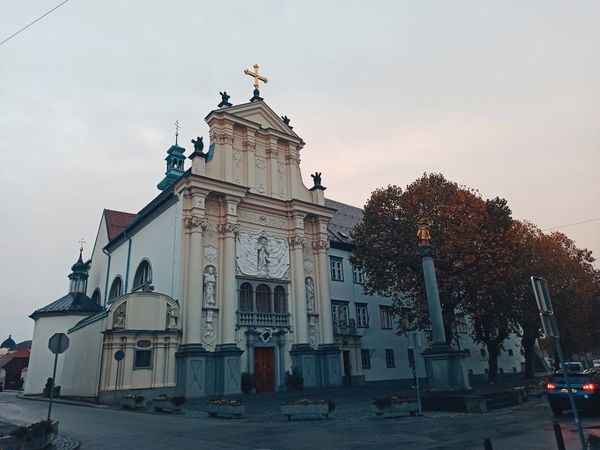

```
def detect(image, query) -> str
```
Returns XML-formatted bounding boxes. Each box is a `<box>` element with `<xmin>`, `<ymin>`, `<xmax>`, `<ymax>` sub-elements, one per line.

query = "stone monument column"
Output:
<box><xmin>417</xmin><ymin>221</ymin><xmax>471</xmax><ymax>392</ymax></box>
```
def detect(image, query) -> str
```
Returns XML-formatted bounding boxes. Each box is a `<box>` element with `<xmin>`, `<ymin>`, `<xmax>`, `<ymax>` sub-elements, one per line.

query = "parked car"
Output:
<box><xmin>546</xmin><ymin>369</ymin><xmax>600</xmax><ymax>415</ymax></box>
<box><xmin>593</xmin><ymin>360</ymin><xmax>600</xmax><ymax>368</ymax></box>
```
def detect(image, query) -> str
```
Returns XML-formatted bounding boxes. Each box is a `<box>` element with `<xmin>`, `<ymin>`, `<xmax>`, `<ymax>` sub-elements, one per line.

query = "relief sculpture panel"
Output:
<box><xmin>235</xmin><ymin>231</ymin><xmax>290</xmax><ymax>279</ymax></box>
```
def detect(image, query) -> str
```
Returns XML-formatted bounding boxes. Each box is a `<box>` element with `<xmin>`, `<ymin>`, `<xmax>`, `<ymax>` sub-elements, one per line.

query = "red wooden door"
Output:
<box><xmin>254</xmin><ymin>347</ymin><xmax>275</xmax><ymax>393</ymax></box>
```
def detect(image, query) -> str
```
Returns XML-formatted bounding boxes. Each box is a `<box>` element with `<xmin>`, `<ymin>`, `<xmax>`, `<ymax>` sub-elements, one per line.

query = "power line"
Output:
<box><xmin>0</xmin><ymin>0</ymin><xmax>71</xmax><ymax>48</ymax></box>
<box><xmin>543</xmin><ymin>217</ymin><xmax>600</xmax><ymax>232</ymax></box>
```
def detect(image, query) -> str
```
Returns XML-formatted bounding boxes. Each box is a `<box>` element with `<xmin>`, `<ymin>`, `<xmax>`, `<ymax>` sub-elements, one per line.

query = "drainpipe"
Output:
<box><xmin>123</xmin><ymin>231</ymin><xmax>132</xmax><ymax>293</ymax></box>
<box><xmin>102</xmin><ymin>248</ymin><xmax>111</xmax><ymax>307</ymax></box>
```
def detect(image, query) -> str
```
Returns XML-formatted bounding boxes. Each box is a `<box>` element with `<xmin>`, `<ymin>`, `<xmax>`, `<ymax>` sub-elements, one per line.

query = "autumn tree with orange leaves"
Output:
<box><xmin>351</xmin><ymin>173</ymin><xmax>520</xmax><ymax>381</ymax></box>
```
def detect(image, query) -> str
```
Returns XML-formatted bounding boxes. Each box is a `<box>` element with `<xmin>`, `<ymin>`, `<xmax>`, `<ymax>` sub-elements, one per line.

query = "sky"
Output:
<box><xmin>1</xmin><ymin>1</ymin><xmax>599</xmax><ymax>343</ymax></box>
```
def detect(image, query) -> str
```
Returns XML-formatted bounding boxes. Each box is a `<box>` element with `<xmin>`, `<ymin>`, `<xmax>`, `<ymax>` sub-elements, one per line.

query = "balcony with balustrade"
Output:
<box><xmin>236</xmin><ymin>311</ymin><xmax>291</xmax><ymax>328</ymax></box>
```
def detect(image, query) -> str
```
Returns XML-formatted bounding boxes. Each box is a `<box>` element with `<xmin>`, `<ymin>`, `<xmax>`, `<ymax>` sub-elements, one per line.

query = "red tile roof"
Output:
<box><xmin>0</xmin><ymin>349</ymin><xmax>30</xmax><ymax>369</ymax></box>
<box><xmin>104</xmin><ymin>209</ymin><xmax>137</xmax><ymax>240</ymax></box>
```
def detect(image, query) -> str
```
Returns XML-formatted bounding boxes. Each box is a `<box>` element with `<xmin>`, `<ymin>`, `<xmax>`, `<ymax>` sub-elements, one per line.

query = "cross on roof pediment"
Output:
<box><xmin>206</xmin><ymin>101</ymin><xmax>301</xmax><ymax>140</ymax></box>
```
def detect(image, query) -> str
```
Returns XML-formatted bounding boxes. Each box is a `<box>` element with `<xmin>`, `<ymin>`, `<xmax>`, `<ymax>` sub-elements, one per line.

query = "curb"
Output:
<box><xmin>17</xmin><ymin>394</ymin><xmax>108</xmax><ymax>409</ymax></box>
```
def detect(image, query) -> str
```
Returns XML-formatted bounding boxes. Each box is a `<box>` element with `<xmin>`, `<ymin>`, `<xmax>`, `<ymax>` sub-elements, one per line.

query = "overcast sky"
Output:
<box><xmin>1</xmin><ymin>1</ymin><xmax>598</xmax><ymax>343</ymax></box>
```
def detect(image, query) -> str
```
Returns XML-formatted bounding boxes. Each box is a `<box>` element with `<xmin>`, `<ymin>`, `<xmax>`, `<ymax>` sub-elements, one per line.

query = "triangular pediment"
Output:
<box><xmin>206</xmin><ymin>101</ymin><xmax>301</xmax><ymax>140</ymax></box>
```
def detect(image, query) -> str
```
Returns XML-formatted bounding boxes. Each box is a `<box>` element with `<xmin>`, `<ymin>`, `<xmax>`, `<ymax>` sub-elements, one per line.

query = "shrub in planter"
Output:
<box><xmin>207</xmin><ymin>398</ymin><xmax>245</xmax><ymax>418</ymax></box>
<box><xmin>120</xmin><ymin>395</ymin><xmax>145</xmax><ymax>409</ymax></box>
<box><xmin>152</xmin><ymin>394</ymin><xmax>185</xmax><ymax>412</ymax></box>
<box><xmin>285</xmin><ymin>367</ymin><xmax>304</xmax><ymax>391</ymax></box>
<box><xmin>241</xmin><ymin>372</ymin><xmax>255</xmax><ymax>394</ymax></box>
<box><xmin>319</xmin><ymin>399</ymin><xmax>336</xmax><ymax>413</ymax></box>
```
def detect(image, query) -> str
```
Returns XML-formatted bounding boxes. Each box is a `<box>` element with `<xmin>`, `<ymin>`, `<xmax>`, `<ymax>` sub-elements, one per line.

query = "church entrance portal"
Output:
<box><xmin>254</xmin><ymin>347</ymin><xmax>275</xmax><ymax>393</ymax></box>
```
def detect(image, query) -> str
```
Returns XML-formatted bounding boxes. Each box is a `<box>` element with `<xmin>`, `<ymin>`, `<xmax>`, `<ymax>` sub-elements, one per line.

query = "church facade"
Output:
<box><xmin>25</xmin><ymin>79</ymin><xmax>525</xmax><ymax>401</ymax></box>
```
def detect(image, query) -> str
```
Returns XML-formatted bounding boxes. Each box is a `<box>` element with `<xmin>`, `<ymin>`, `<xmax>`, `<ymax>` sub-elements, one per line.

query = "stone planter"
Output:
<box><xmin>120</xmin><ymin>396</ymin><xmax>145</xmax><ymax>410</ymax></box>
<box><xmin>281</xmin><ymin>403</ymin><xmax>331</xmax><ymax>420</ymax></box>
<box><xmin>372</xmin><ymin>401</ymin><xmax>418</xmax><ymax>418</ymax></box>
<box><xmin>0</xmin><ymin>420</ymin><xmax>59</xmax><ymax>450</ymax></box>
<box><xmin>206</xmin><ymin>403</ymin><xmax>245</xmax><ymax>418</ymax></box>
<box><xmin>152</xmin><ymin>398</ymin><xmax>182</xmax><ymax>413</ymax></box>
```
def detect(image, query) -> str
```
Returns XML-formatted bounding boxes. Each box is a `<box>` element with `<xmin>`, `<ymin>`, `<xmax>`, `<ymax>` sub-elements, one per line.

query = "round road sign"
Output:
<box><xmin>114</xmin><ymin>350</ymin><xmax>125</xmax><ymax>361</ymax></box>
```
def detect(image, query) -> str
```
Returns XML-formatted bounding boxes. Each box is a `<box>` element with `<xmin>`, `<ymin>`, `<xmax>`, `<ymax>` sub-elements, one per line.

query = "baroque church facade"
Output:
<box><xmin>25</xmin><ymin>77</ymin><xmax>525</xmax><ymax>401</ymax></box>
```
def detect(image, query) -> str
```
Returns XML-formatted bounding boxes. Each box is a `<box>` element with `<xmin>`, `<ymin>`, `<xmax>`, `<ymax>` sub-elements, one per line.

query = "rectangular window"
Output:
<box><xmin>400</xmin><ymin>307</ymin><xmax>413</xmax><ymax>331</ymax></box>
<box><xmin>356</xmin><ymin>304</ymin><xmax>369</xmax><ymax>328</ymax></box>
<box><xmin>465</xmin><ymin>348</ymin><xmax>471</xmax><ymax>356</ymax></box>
<box><xmin>380</xmin><ymin>306</ymin><xmax>392</xmax><ymax>329</ymax></box>
<box><xmin>456</xmin><ymin>315</ymin><xmax>467</xmax><ymax>334</ymax></box>
<box><xmin>508</xmin><ymin>349</ymin><xmax>514</xmax><ymax>356</ymax></box>
<box><xmin>330</xmin><ymin>257</ymin><xmax>344</xmax><ymax>281</ymax></box>
<box><xmin>332</xmin><ymin>301</ymin><xmax>349</xmax><ymax>333</ymax></box>
<box><xmin>385</xmin><ymin>349</ymin><xmax>395</xmax><ymax>368</ymax></box>
<box><xmin>361</xmin><ymin>349</ymin><xmax>371</xmax><ymax>369</ymax></box>
<box><xmin>134</xmin><ymin>350</ymin><xmax>152</xmax><ymax>369</ymax></box>
<box><xmin>352</xmin><ymin>266</ymin><xmax>365</xmax><ymax>284</ymax></box>
<box><xmin>480</xmin><ymin>348</ymin><xmax>487</xmax><ymax>358</ymax></box>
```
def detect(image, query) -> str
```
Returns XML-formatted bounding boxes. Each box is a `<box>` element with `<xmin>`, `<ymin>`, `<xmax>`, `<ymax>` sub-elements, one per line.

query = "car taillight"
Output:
<box><xmin>583</xmin><ymin>383</ymin><xmax>595</xmax><ymax>391</ymax></box>
<box><xmin>547</xmin><ymin>383</ymin><xmax>556</xmax><ymax>390</ymax></box>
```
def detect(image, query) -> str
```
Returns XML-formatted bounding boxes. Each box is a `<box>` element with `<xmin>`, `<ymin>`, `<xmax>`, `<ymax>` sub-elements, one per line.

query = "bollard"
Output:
<box><xmin>483</xmin><ymin>438</ymin><xmax>493</xmax><ymax>450</ymax></box>
<box><xmin>553</xmin><ymin>422</ymin><xmax>566</xmax><ymax>450</ymax></box>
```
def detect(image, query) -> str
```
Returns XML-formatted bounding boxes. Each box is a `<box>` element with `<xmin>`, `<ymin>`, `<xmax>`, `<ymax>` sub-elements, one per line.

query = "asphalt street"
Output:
<box><xmin>1</xmin><ymin>390</ymin><xmax>598</xmax><ymax>449</ymax></box>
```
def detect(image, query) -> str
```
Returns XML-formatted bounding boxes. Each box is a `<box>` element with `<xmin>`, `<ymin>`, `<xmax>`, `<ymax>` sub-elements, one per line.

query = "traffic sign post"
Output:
<box><xmin>531</xmin><ymin>276</ymin><xmax>586</xmax><ymax>450</ymax></box>
<box><xmin>113</xmin><ymin>350</ymin><xmax>125</xmax><ymax>405</ymax></box>
<box><xmin>47</xmin><ymin>333</ymin><xmax>69</xmax><ymax>422</ymax></box>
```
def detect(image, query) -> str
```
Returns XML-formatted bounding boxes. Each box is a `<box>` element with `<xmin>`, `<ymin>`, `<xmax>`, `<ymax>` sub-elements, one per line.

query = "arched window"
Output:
<box><xmin>133</xmin><ymin>260</ymin><xmax>152</xmax><ymax>290</ymax></box>
<box><xmin>109</xmin><ymin>276</ymin><xmax>123</xmax><ymax>302</ymax></box>
<box><xmin>256</xmin><ymin>284</ymin><xmax>271</xmax><ymax>313</ymax></box>
<box><xmin>274</xmin><ymin>286</ymin><xmax>286</xmax><ymax>313</ymax></box>
<box><xmin>239</xmin><ymin>283</ymin><xmax>253</xmax><ymax>312</ymax></box>
<box><xmin>91</xmin><ymin>288</ymin><xmax>101</xmax><ymax>305</ymax></box>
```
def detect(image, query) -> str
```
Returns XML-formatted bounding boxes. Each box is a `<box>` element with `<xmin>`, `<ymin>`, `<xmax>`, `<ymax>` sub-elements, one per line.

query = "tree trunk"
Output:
<box><xmin>521</xmin><ymin>331</ymin><xmax>537</xmax><ymax>379</ymax></box>
<box><xmin>487</xmin><ymin>343</ymin><xmax>500</xmax><ymax>382</ymax></box>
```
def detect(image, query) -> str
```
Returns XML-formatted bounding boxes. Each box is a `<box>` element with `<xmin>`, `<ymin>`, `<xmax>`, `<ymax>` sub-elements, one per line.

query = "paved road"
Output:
<box><xmin>1</xmin><ymin>390</ymin><xmax>598</xmax><ymax>449</ymax></box>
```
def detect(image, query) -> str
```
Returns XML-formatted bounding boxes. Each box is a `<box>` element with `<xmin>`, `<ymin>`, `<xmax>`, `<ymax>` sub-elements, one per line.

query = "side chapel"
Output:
<box><xmin>25</xmin><ymin>66</ymin><xmax>343</xmax><ymax>400</ymax></box>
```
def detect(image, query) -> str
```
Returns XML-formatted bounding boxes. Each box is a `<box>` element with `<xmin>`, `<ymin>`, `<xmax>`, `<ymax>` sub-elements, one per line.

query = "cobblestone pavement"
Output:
<box><xmin>49</xmin><ymin>435</ymin><xmax>81</xmax><ymax>450</ymax></box>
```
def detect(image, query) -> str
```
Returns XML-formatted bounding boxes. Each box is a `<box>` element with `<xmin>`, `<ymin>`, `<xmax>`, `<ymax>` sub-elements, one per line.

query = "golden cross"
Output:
<box><xmin>78</xmin><ymin>237</ymin><xmax>86</xmax><ymax>253</ymax></box>
<box><xmin>244</xmin><ymin>64</ymin><xmax>268</xmax><ymax>90</ymax></box>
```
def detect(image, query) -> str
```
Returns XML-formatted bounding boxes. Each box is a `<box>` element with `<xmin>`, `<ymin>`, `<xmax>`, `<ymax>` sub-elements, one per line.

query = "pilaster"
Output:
<box><xmin>218</xmin><ymin>197</ymin><xmax>240</xmax><ymax>345</ymax></box>
<box><xmin>313</xmin><ymin>234</ymin><xmax>333</xmax><ymax>344</ymax></box>
<box><xmin>267</xmin><ymin>135</ymin><xmax>279</xmax><ymax>198</ymax></box>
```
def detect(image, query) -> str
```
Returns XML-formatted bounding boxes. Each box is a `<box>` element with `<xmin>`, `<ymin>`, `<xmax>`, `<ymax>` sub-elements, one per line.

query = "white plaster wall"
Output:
<box><xmin>86</xmin><ymin>215</ymin><xmax>110</xmax><ymax>304</ymax></box>
<box><xmin>93</xmin><ymin>202</ymin><xmax>181</xmax><ymax>308</ymax></box>
<box><xmin>24</xmin><ymin>315</ymin><xmax>89</xmax><ymax>394</ymax></box>
<box><xmin>61</xmin><ymin>318</ymin><xmax>105</xmax><ymax>397</ymax></box>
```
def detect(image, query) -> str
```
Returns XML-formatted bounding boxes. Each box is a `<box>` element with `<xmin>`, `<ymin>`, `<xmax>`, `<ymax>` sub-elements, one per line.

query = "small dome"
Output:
<box><xmin>71</xmin><ymin>253</ymin><xmax>87</xmax><ymax>273</ymax></box>
<box><xmin>1</xmin><ymin>335</ymin><xmax>17</xmax><ymax>350</ymax></box>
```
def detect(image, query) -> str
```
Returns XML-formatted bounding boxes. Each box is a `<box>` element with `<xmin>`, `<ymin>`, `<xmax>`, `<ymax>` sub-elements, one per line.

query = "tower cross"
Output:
<box><xmin>244</xmin><ymin>64</ymin><xmax>268</xmax><ymax>90</ymax></box>
<box><xmin>174</xmin><ymin>120</ymin><xmax>180</xmax><ymax>145</ymax></box>
<box><xmin>78</xmin><ymin>237</ymin><xmax>86</xmax><ymax>253</ymax></box>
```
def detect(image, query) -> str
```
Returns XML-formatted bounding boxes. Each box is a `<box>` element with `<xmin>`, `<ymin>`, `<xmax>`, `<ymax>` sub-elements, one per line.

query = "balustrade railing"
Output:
<box><xmin>236</xmin><ymin>311</ymin><xmax>290</xmax><ymax>328</ymax></box>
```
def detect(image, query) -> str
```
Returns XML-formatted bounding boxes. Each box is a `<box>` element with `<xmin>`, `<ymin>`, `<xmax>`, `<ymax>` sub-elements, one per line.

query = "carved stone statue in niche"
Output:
<box><xmin>305</xmin><ymin>277</ymin><xmax>315</xmax><ymax>312</ymax></box>
<box><xmin>166</xmin><ymin>304</ymin><xmax>178</xmax><ymax>329</ymax></box>
<box><xmin>113</xmin><ymin>303</ymin><xmax>126</xmax><ymax>329</ymax></box>
<box><xmin>203</xmin><ymin>266</ymin><xmax>217</xmax><ymax>307</ymax></box>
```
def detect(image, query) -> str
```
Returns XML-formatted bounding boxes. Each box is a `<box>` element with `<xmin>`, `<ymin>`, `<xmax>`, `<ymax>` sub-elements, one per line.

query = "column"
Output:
<box><xmin>422</xmin><ymin>252</ymin><xmax>446</xmax><ymax>346</ymax></box>
<box><xmin>218</xmin><ymin>199</ymin><xmax>239</xmax><ymax>344</ymax></box>
<box><xmin>290</xmin><ymin>234</ymin><xmax>308</xmax><ymax>343</ymax></box>
<box><xmin>183</xmin><ymin>206</ymin><xmax>208</xmax><ymax>345</ymax></box>
<box><xmin>267</xmin><ymin>135</ymin><xmax>279</xmax><ymax>197</ymax></box>
<box><xmin>314</xmin><ymin>237</ymin><xmax>334</xmax><ymax>344</ymax></box>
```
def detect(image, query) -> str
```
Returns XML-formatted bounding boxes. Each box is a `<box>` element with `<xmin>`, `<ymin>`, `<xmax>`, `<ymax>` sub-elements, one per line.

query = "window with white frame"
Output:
<box><xmin>356</xmin><ymin>304</ymin><xmax>369</xmax><ymax>328</ymax></box>
<box><xmin>332</xmin><ymin>301</ymin><xmax>349</xmax><ymax>330</ymax></box>
<box><xmin>380</xmin><ymin>306</ymin><xmax>393</xmax><ymax>329</ymax></box>
<box><xmin>108</xmin><ymin>277</ymin><xmax>123</xmax><ymax>302</ymax></box>
<box><xmin>330</xmin><ymin>257</ymin><xmax>344</xmax><ymax>281</ymax></box>
<box><xmin>385</xmin><ymin>348</ymin><xmax>395</xmax><ymax>368</ymax></box>
<box><xmin>361</xmin><ymin>349</ymin><xmax>371</xmax><ymax>369</ymax></box>
<box><xmin>133</xmin><ymin>260</ymin><xmax>152</xmax><ymax>290</ymax></box>
<box><xmin>352</xmin><ymin>265</ymin><xmax>365</xmax><ymax>284</ymax></box>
